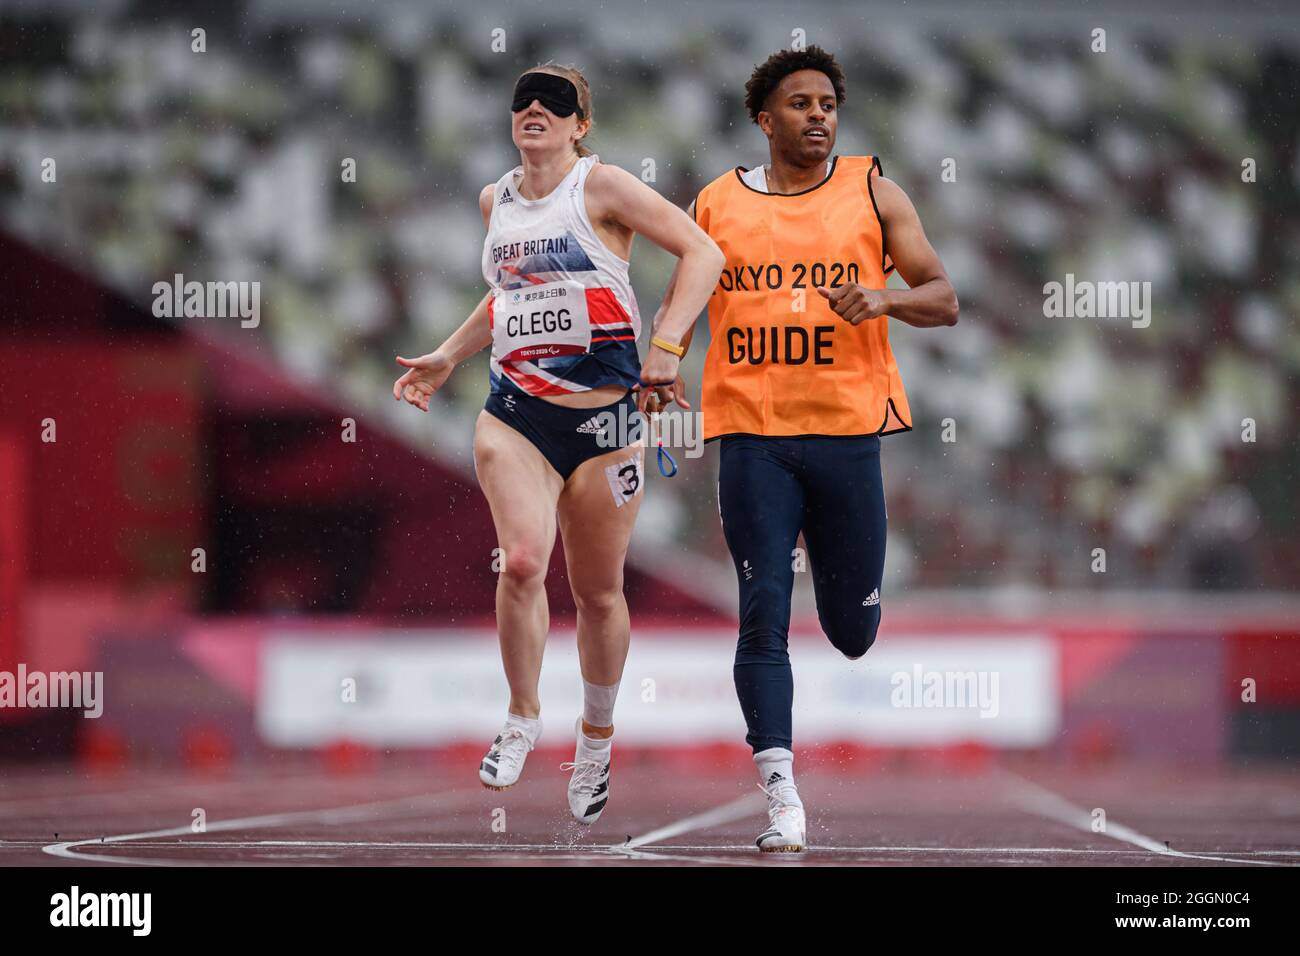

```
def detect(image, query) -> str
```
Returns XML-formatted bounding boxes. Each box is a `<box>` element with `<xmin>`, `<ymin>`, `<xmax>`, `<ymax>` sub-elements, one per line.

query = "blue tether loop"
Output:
<box><xmin>649</xmin><ymin>408</ymin><xmax>678</xmax><ymax>477</ymax></box>
<box><xmin>656</xmin><ymin>441</ymin><xmax>678</xmax><ymax>478</ymax></box>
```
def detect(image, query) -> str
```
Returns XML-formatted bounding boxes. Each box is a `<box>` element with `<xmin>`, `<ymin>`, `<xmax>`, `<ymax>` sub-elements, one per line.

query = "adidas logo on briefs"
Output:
<box><xmin>862</xmin><ymin>588</ymin><xmax>880</xmax><ymax>607</ymax></box>
<box><xmin>575</xmin><ymin>416</ymin><xmax>606</xmax><ymax>435</ymax></box>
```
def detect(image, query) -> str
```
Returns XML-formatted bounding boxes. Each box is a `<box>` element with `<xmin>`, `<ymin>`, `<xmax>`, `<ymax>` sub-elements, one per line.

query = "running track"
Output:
<box><xmin>1</xmin><ymin>757</ymin><xmax>1297</xmax><ymax>866</ymax></box>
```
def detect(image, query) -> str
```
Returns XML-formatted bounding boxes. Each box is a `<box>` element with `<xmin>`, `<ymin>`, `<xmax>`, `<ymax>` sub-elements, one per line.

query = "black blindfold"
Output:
<box><xmin>511</xmin><ymin>72</ymin><xmax>584</xmax><ymax>119</ymax></box>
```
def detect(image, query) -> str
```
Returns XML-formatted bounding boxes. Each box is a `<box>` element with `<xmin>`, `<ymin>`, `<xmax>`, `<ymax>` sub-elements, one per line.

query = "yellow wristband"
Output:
<box><xmin>651</xmin><ymin>336</ymin><xmax>686</xmax><ymax>358</ymax></box>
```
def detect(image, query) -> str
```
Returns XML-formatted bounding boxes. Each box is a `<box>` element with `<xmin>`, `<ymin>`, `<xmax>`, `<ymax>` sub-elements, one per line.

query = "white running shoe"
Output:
<box><xmin>755</xmin><ymin>782</ymin><xmax>807</xmax><ymax>853</ymax></box>
<box><xmin>560</xmin><ymin>718</ymin><xmax>611</xmax><ymax>825</ymax></box>
<box><xmin>478</xmin><ymin>723</ymin><xmax>536</xmax><ymax>790</ymax></box>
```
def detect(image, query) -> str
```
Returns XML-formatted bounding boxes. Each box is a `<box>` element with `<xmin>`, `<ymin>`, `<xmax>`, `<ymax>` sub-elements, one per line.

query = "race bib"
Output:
<box><xmin>604</xmin><ymin>448</ymin><xmax>645</xmax><ymax>508</ymax></box>
<box><xmin>492</xmin><ymin>280</ymin><xmax>591</xmax><ymax>364</ymax></box>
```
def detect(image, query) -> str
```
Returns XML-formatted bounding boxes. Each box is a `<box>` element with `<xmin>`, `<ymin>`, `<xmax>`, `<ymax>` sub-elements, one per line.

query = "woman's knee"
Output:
<box><xmin>497</xmin><ymin>542</ymin><xmax>549</xmax><ymax>586</ymax></box>
<box><xmin>571</xmin><ymin>580</ymin><xmax>624</xmax><ymax>618</ymax></box>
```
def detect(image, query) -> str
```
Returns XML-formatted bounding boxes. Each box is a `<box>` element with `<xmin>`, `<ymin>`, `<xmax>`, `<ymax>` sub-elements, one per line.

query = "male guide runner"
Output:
<box><xmin>643</xmin><ymin>46</ymin><xmax>959</xmax><ymax>851</ymax></box>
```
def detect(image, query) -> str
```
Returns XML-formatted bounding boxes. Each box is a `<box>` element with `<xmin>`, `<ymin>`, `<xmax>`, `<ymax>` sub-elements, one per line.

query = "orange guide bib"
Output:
<box><xmin>695</xmin><ymin>155</ymin><xmax>912</xmax><ymax>441</ymax></box>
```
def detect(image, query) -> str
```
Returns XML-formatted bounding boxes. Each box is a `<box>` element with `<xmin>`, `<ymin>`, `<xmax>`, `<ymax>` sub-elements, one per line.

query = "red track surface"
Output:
<box><xmin>1</xmin><ymin>756</ymin><xmax>1297</xmax><ymax>867</ymax></box>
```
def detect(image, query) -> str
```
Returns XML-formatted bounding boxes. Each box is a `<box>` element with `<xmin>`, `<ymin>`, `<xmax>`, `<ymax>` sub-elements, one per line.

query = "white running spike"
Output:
<box><xmin>478</xmin><ymin>723</ymin><xmax>536</xmax><ymax>790</ymax></box>
<box><xmin>561</xmin><ymin>718</ymin><xmax>612</xmax><ymax>824</ymax></box>
<box><xmin>755</xmin><ymin>782</ymin><xmax>807</xmax><ymax>853</ymax></box>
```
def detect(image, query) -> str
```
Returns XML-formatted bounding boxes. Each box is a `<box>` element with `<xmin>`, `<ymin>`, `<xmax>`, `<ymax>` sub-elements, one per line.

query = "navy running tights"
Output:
<box><xmin>718</xmin><ymin>434</ymin><xmax>888</xmax><ymax>753</ymax></box>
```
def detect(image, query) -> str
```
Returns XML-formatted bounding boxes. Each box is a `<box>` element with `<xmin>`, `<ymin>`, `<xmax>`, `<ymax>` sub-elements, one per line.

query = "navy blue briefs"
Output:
<box><xmin>483</xmin><ymin>378</ymin><xmax>640</xmax><ymax>481</ymax></box>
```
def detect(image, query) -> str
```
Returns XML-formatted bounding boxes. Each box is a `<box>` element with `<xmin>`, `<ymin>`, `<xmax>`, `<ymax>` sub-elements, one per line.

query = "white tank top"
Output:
<box><xmin>481</xmin><ymin>154</ymin><xmax>642</xmax><ymax>397</ymax></box>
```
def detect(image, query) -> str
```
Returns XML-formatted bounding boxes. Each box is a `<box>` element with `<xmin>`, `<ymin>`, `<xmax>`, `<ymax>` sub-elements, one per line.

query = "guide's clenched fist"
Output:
<box><xmin>816</xmin><ymin>284</ymin><xmax>888</xmax><ymax>325</ymax></box>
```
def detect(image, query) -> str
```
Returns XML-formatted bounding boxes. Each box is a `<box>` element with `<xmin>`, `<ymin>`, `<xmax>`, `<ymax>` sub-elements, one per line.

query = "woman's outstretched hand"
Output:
<box><xmin>393</xmin><ymin>351</ymin><xmax>454</xmax><ymax>412</ymax></box>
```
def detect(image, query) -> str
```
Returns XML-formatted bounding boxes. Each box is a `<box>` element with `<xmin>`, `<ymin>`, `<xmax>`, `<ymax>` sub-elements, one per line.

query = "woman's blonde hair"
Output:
<box><xmin>520</xmin><ymin>62</ymin><xmax>594</xmax><ymax>157</ymax></box>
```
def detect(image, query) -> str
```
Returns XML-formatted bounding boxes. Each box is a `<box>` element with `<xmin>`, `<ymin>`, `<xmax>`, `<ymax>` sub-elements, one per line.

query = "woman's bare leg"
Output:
<box><xmin>473</xmin><ymin>411</ymin><xmax>565</xmax><ymax>718</ymax></box>
<box><xmin>557</xmin><ymin>444</ymin><xmax>644</xmax><ymax>737</ymax></box>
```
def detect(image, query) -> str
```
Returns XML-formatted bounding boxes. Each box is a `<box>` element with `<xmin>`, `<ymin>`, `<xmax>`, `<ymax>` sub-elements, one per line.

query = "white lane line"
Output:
<box><xmin>653</xmin><ymin>844</ymin><xmax>1300</xmax><ymax>858</ymax></box>
<box><xmin>46</xmin><ymin>839</ymin><xmax>756</xmax><ymax>853</ymax></box>
<box><xmin>38</xmin><ymin>835</ymin><xmax>752</xmax><ymax>867</ymax></box>
<box><xmin>42</xmin><ymin>788</ymin><xmax>482</xmax><ymax>866</ymax></box>
<box><xmin>46</xmin><ymin>840</ymin><xmax>605</xmax><ymax>852</ymax></box>
<box><xmin>617</xmin><ymin>792</ymin><xmax>767</xmax><ymax>852</ymax></box>
<box><xmin>612</xmin><ymin>847</ymin><xmax>761</xmax><ymax>866</ymax></box>
<box><xmin>21</xmin><ymin>835</ymin><xmax>1300</xmax><ymax>866</ymax></box>
<box><xmin>1000</xmin><ymin>770</ymin><xmax>1294</xmax><ymax>867</ymax></box>
<box><xmin>19</xmin><ymin>839</ymin><xmax>1300</xmax><ymax>860</ymax></box>
<box><xmin>630</xmin><ymin>844</ymin><xmax>1150</xmax><ymax>856</ymax></box>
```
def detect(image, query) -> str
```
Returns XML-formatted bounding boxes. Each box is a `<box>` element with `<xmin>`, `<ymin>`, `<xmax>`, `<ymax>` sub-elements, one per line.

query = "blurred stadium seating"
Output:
<box><xmin>3</xmin><ymin>2</ymin><xmax>1296</xmax><ymax>605</ymax></box>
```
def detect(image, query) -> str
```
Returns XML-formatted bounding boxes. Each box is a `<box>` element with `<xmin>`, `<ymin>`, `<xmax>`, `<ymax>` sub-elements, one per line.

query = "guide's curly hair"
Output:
<box><xmin>743</xmin><ymin>46</ymin><xmax>847</xmax><ymax>124</ymax></box>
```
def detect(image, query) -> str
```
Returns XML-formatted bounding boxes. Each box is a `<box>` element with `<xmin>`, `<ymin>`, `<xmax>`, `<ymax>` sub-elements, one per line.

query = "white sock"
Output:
<box><xmin>578</xmin><ymin>728</ymin><xmax>612</xmax><ymax>754</ymax></box>
<box><xmin>505</xmin><ymin>712</ymin><xmax>542</xmax><ymax>746</ymax></box>
<box><xmin>581</xmin><ymin>678</ymin><xmax>620</xmax><ymax>728</ymax></box>
<box><xmin>755</xmin><ymin>747</ymin><xmax>801</xmax><ymax>806</ymax></box>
